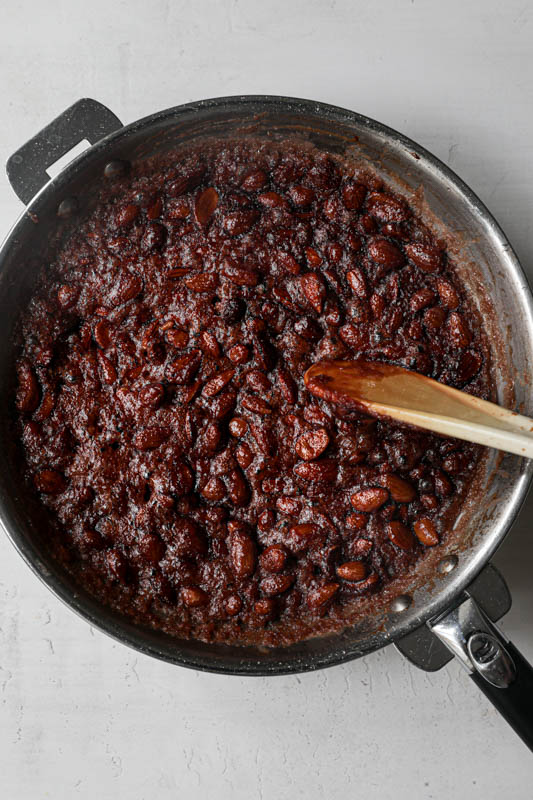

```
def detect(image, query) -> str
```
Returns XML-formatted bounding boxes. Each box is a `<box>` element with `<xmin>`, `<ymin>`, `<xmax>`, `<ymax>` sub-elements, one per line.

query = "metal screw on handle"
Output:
<box><xmin>467</xmin><ymin>632</ymin><xmax>516</xmax><ymax>688</ymax></box>
<box><xmin>6</xmin><ymin>98</ymin><xmax>123</xmax><ymax>204</ymax></box>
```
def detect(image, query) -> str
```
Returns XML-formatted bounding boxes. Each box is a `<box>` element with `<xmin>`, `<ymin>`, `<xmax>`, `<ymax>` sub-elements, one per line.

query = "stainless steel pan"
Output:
<box><xmin>2</xmin><ymin>96</ymin><xmax>533</xmax><ymax>746</ymax></box>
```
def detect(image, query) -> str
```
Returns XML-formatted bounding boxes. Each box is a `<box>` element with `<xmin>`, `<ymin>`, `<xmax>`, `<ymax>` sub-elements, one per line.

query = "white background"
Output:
<box><xmin>1</xmin><ymin>1</ymin><xmax>533</xmax><ymax>797</ymax></box>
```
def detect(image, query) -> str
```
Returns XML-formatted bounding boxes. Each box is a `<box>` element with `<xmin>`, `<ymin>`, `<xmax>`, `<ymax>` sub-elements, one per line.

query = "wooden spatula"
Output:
<box><xmin>304</xmin><ymin>359</ymin><xmax>533</xmax><ymax>459</ymax></box>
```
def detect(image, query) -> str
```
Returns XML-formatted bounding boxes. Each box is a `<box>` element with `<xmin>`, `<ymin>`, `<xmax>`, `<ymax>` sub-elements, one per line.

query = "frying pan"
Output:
<box><xmin>2</xmin><ymin>96</ymin><xmax>533</xmax><ymax>747</ymax></box>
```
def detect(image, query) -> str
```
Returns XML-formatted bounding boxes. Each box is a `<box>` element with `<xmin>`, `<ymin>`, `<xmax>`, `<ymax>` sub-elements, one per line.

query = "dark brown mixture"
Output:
<box><xmin>14</xmin><ymin>139</ymin><xmax>490</xmax><ymax>645</ymax></box>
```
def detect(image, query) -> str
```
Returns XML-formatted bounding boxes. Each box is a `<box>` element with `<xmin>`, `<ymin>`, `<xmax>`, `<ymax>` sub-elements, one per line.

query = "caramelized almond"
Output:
<box><xmin>307</xmin><ymin>583</ymin><xmax>339</xmax><ymax>609</ymax></box>
<box><xmin>413</xmin><ymin>517</ymin><xmax>439</xmax><ymax>546</ymax></box>
<box><xmin>295</xmin><ymin>428</ymin><xmax>330</xmax><ymax>460</ymax></box>
<box><xmin>185</xmin><ymin>273</ymin><xmax>218</xmax><ymax>293</ymax></box>
<box><xmin>336</xmin><ymin>561</ymin><xmax>367</xmax><ymax>581</ymax></box>
<box><xmin>379</xmin><ymin>474</ymin><xmax>416</xmax><ymax>503</ymax></box>
<box><xmin>181</xmin><ymin>587</ymin><xmax>208</xmax><ymax>607</ymax></box>
<box><xmin>351</xmin><ymin>487</ymin><xmax>389</xmax><ymax>512</ymax></box>
<box><xmin>386</xmin><ymin>520</ymin><xmax>415</xmax><ymax>550</ymax></box>
<box><xmin>194</xmin><ymin>187</ymin><xmax>219</xmax><ymax>225</ymax></box>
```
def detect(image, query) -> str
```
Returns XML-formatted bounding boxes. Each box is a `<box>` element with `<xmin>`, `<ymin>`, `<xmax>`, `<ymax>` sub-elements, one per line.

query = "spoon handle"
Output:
<box><xmin>364</xmin><ymin>402</ymin><xmax>533</xmax><ymax>459</ymax></box>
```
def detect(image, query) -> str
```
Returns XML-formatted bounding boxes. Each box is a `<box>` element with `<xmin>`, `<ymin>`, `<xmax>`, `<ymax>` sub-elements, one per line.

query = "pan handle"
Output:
<box><xmin>431</xmin><ymin>595</ymin><xmax>533</xmax><ymax>751</ymax></box>
<box><xmin>6</xmin><ymin>98</ymin><xmax>123</xmax><ymax>204</ymax></box>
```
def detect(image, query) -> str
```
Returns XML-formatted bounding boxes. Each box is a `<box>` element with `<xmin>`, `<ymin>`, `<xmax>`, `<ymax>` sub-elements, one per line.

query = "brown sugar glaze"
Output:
<box><xmin>14</xmin><ymin>139</ymin><xmax>491</xmax><ymax>645</ymax></box>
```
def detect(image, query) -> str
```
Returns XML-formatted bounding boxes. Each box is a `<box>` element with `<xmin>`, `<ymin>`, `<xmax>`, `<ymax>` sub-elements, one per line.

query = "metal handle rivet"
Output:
<box><xmin>438</xmin><ymin>554</ymin><xmax>458</xmax><ymax>574</ymax></box>
<box><xmin>104</xmin><ymin>160</ymin><xmax>129</xmax><ymax>178</ymax></box>
<box><xmin>391</xmin><ymin>594</ymin><xmax>412</xmax><ymax>612</ymax></box>
<box><xmin>57</xmin><ymin>197</ymin><xmax>78</xmax><ymax>218</ymax></box>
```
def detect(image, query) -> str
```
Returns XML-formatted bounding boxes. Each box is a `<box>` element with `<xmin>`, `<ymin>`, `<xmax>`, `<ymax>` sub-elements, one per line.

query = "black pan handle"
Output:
<box><xmin>431</xmin><ymin>595</ymin><xmax>533</xmax><ymax>751</ymax></box>
<box><xmin>6</xmin><ymin>98</ymin><xmax>123</xmax><ymax>204</ymax></box>
<box><xmin>470</xmin><ymin>640</ymin><xmax>533</xmax><ymax>749</ymax></box>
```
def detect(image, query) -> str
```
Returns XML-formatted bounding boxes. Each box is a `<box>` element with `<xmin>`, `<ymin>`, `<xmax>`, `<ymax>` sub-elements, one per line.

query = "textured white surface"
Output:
<box><xmin>1</xmin><ymin>1</ymin><xmax>533</xmax><ymax>796</ymax></box>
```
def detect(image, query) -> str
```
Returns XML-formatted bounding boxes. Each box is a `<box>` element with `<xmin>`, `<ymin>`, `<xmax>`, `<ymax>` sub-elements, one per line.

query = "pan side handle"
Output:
<box><xmin>6</xmin><ymin>98</ymin><xmax>123</xmax><ymax>204</ymax></box>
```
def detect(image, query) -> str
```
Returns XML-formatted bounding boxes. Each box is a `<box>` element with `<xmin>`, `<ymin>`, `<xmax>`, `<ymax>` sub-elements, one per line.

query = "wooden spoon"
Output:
<box><xmin>304</xmin><ymin>359</ymin><xmax>533</xmax><ymax>459</ymax></box>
